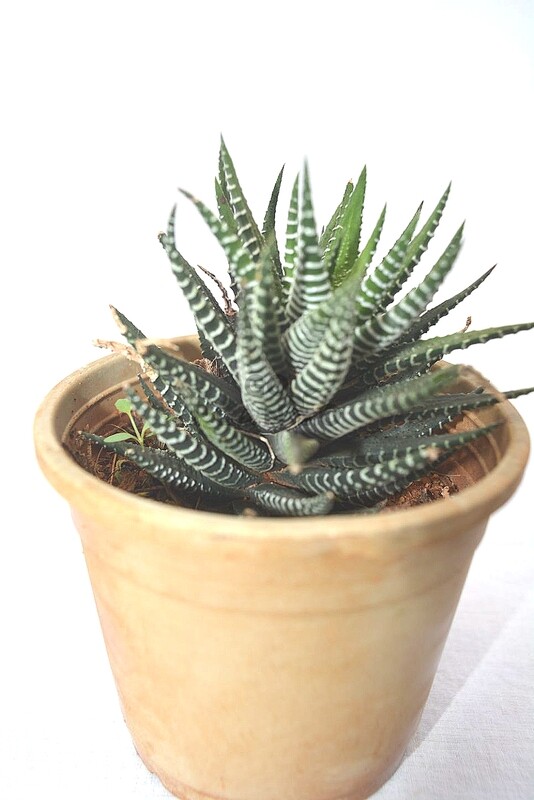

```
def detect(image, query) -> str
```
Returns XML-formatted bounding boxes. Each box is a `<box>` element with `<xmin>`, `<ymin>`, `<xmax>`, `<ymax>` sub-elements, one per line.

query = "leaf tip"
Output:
<box><xmin>178</xmin><ymin>187</ymin><xmax>194</xmax><ymax>202</ymax></box>
<box><xmin>109</xmin><ymin>305</ymin><xmax>127</xmax><ymax>334</ymax></box>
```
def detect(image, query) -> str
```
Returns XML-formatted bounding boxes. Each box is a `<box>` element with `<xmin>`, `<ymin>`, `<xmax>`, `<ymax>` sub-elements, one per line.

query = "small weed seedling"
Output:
<box><xmin>104</xmin><ymin>398</ymin><xmax>152</xmax><ymax>446</ymax></box>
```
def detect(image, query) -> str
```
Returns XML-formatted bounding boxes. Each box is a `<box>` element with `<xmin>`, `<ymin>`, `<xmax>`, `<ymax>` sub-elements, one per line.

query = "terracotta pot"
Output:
<box><xmin>34</xmin><ymin>337</ymin><xmax>530</xmax><ymax>800</ymax></box>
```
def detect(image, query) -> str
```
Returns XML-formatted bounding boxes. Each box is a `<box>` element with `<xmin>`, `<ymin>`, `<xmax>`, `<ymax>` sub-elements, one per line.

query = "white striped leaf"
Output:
<box><xmin>137</xmin><ymin>375</ymin><xmax>198</xmax><ymax>437</ymax></box>
<box><xmin>139</xmin><ymin>343</ymin><xmax>252</xmax><ymax>429</ymax></box>
<box><xmin>318</xmin><ymin>423</ymin><xmax>499</xmax><ymax>467</ymax></box>
<box><xmin>387</xmin><ymin>386</ymin><xmax>534</xmax><ymax>426</ymax></box>
<box><xmin>110</xmin><ymin>306</ymin><xmax>201</xmax><ymax>432</ymax></box>
<box><xmin>356</xmin><ymin>203</ymin><xmax>423</xmax><ymax>319</ymax></box>
<box><xmin>262</xmin><ymin>166</ymin><xmax>285</xmax><ymax>280</ymax></box>
<box><xmin>246</xmin><ymin>484</ymin><xmax>334</xmax><ymax>516</ymax></box>
<box><xmin>290</xmin><ymin>280</ymin><xmax>358</xmax><ymax>414</ymax></box>
<box><xmin>181</xmin><ymin>186</ymin><xmax>285</xmax><ymax>327</ymax></box>
<box><xmin>350</xmin><ymin>224</ymin><xmax>464</xmax><ymax>362</ymax></box>
<box><xmin>286</xmin><ymin>163</ymin><xmax>331</xmax><ymax>323</ymax></box>
<box><xmin>236</xmin><ymin>298</ymin><xmax>298</xmax><ymax>432</ymax></box>
<box><xmin>283</xmin><ymin>269</ymin><xmax>363</xmax><ymax>371</ymax></box>
<box><xmin>179</xmin><ymin>189</ymin><xmax>256</xmax><ymax>286</ymax></box>
<box><xmin>219</xmin><ymin>137</ymin><xmax>263</xmax><ymax>261</ymax></box>
<box><xmin>161</xmin><ymin>208</ymin><xmax>238</xmax><ymax>378</ymax></box>
<box><xmin>127</xmin><ymin>392</ymin><xmax>257</xmax><ymax>489</ymax></box>
<box><xmin>249</xmin><ymin>239</ymin><xmax>289</xmax><ymax>377</ymax></box>
<box><xmin>282</xmin><ymin>173</ymin><xmax>300</xmax><ymax>301</ymax></box>
<box><xmin>214</xmin><ymin>177</ymin><xmax>240</xmax><ymax>298</ymax></box>
<box><xmin>298</xmin><ymin>365</ymin><xmax>460</xmax><ymax>442</ymax></box>
<box><xmin>395</xmin><ymin>265</ymin><xmax>495</xmax><ymax>347</ymax></box>
<box><xmin>371</xmin><ymin>184</ymin><xmax>451</xmax><ymax>314</ymax></box>
<box><xmin>176</xmin><ymin>382</ymin><xmax>274</xmax><ymax>472</ymax></box>
<box><xmin>81</xmin><ymin>433</ymin><xmax>228</xmax><ymax>500</ymax></box>
<box><xmin>371</xmin><ymin>321</ymin><xmax>534</xmax><ymax>384</ymax></box>
<box><xmin>287</xmin><ymin>449</ymin><xmax>437</xmax><ymax>505</ymax></box>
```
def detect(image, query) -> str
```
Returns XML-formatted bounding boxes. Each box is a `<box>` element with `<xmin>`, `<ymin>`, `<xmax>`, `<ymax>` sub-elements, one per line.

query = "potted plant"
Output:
<box><xmin>35</xmin><ymin>139</ymin><xmax>532</xmax><ymax>800</ymax></box>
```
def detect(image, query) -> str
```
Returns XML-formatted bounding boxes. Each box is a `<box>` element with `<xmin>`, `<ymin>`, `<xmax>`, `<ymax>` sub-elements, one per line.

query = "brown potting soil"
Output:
<box><xmin>68</xmin><ymin>426</ymin><xmax>176</xmax><ymax>504</ymax></box>
<box><xmin>66</xmin><ymin>416</ymin><xmax>460</xmax><ymax>514</ymax></box>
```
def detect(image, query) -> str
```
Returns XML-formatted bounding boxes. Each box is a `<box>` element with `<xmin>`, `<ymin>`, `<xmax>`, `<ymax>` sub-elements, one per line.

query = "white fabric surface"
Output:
<box><xmin>375</xmin><ymin>510</ymin><xmax>534</xmax><ymax>800</ymax></box>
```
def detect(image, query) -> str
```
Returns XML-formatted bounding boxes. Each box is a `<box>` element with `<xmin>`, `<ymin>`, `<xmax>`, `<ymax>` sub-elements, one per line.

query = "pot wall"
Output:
<box><xmin>74</xmin><ymin>509</ymin><xmax>486</xmax><ymax>800</ymax></box>
<box><xmin>34</xmin><ymin>339</ymin><xmax>530</xmax><ymax>800</ymax></box>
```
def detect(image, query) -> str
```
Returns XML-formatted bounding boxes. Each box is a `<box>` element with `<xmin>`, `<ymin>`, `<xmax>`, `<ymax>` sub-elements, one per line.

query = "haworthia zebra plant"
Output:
<box><xmin>85</xmin><ymin>138</ymin><xmax>534</xmax><ymax>517</ymax></box>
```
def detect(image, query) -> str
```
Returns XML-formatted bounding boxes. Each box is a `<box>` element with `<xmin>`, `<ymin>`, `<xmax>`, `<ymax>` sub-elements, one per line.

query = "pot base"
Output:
<box><xmin>137</xmin><ymin>745</ymin><xmax>406</xmax><ymax>800</ymax></box>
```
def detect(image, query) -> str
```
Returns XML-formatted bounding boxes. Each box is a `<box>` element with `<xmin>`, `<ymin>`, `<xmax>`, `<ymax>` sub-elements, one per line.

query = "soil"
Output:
<box><xmin>68</xmin><ymin>423</ymin><xmax>178</xmax><ymax>505</ymax></box>
<box><xmin>384</xmin><ymin>469</ymin><xmax>460</xmax><ymax>508</ymax></box>
<box><xmin>66</xmin><ymin>415</ymin><xmax>461</xmax><ymax>514</ymax></box>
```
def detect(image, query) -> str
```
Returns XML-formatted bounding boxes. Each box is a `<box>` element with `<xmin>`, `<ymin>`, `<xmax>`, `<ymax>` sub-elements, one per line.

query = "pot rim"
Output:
<box><xmin>34</xmin><ymin>341</ymin><xmax>530</xmax><ymax>544</ymax></box>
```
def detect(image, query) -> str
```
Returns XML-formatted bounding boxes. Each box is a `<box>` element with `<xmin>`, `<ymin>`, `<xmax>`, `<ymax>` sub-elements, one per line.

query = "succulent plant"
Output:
<box><xmin>84</xmin><ymin>139</ymin><xmax>534</xmax><ymax>516</ymax></box>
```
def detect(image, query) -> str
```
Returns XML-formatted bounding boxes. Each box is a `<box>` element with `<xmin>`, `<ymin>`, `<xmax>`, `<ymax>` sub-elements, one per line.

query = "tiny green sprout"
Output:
<box><xmin>104</xmin><ymin>397</ymin><xmax>151</xmax><ymax>446</ymax></box>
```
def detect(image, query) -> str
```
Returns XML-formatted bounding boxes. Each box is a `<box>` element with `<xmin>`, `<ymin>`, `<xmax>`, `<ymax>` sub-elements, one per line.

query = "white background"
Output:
<box><xmin>1</xmin><ymin>1</ymin><xmax>533</xmax><ymax>798</ymax></box>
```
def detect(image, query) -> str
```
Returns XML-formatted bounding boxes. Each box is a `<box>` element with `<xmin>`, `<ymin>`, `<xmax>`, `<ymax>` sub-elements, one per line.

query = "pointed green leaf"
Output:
<box><xmin>319</xmin><ymin>423</ymin><xmax>500</xmax><ymax>466</ymax></box>
<box><xmin>179</xmin><ymin>189</ymin><xmax>256</xmax><ymax>286</ymax></box>
<box><xmin>249</xmin><ymin>240</ymin><xmax>288</xmax><ymax>376</ymax></box>
<box><xmin>282</xmin><ymin>172</ymin><xmax>300</xmax><ymax>300</ymax></box>
<box><xmin>287</xmin><ymin>449</ymin><xmax>436</xmax><ymax>505</ymax></box>
<box><xmin>341</xmin><ymin>203</ymin><xmax>387</xmax><ymax>288</ymax></box>
<box><xmin>330</xmin><ymin>167</ymin><xmax>367</xmax><ymax>286</ymax></box>
<box><xmin>140</xmin><ymin>342</ymin><xmax>253</xmax><ymax>429</ymax></box>
<box><xmin>160</xmin><ymin>208</ymin><xmax>238</xmax><ymax>378</ymax></box>
<box><xmin>350</xmin><ymin>223</ymin><xmax>464</xmax><ymax>362</ymax></box>
<box><xmin>319</xmin><ymin>179</ymin><xmax>353</xmax><ymax>252</ymax></box>
<box><xmin>176</xmin><ymin>382</ymin><xmax>274</xmax><ymax>472</ymax></box>
<box><xmin>396</xmin><ymin>265</ymin><xmax>495</xmax><ymax>346</ymax></box>
<box><xmin>81</xmin><ymin>433</ymin><xmax>228</xmax><ymax>499</ymax></box>
<box><xmin>219</xmin><ymin>136</ymin><xmax>263</xmax><ymax>260</ymax></box>
<box><xmin>298</xmin><ymin>365</ymin><xmax>460</xmax><ymax>441</ymax></box>
<box><xmin>290</xmin><ymin>281</ymin><xmax>357</xmax><ymax>414</ymax></box>
<box><xmin>236</xmin><ymin>296</ymin><xmax>298</xmax><ymax>432</ymax></box>
<box><xmin>246</xmin><ymin>484</ymin><xmax>334</xmax><ymax>516</ymax></box>
<box><xmin>356</xmin><ymin>203</ymin><xmax>423</xmax><ymax>319</ymax></box>
<box><xmin>373</xmin><ymin>321</ymin><xmax>534</xmax><ymax>383</ymax></box>
<box><xmin>127</xmin><ymin>392</ymin><xmax>257</xmax><ymax>489</ymax></box>
<box><xmin>373</xmin><ymin>184</ymin><xmax>451</xmax><ymax>313</ymax></box>
<box><xmin>286</xmin><ymin>163</ymin><xmax>331</xmax><ymax>323</ymax></box>
<box><xmin>262</xmin><ymin>166</ymin><xmax>284</xmax><ymax>279</ymax></box>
